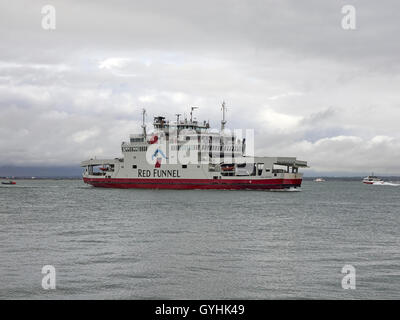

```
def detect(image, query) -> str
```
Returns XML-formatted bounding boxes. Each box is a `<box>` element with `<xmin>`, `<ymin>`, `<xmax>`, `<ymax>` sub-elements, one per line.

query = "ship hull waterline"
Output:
<box><xmin>83</xmin><ymin>177</ymin><xmax>303</xmax><ymax>190</ymax></box>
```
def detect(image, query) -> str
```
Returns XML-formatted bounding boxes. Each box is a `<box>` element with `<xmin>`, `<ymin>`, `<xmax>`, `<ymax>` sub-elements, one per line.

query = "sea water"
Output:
<box><xmin>0</xmin><ymin>179</ymin><xmax>399</xmax><ymax>299</ymax></box>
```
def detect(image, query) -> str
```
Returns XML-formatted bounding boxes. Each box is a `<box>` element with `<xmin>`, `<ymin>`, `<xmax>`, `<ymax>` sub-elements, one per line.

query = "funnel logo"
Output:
<box><xmin>152</xmin><ymin>148</ymin><xmax>168</xmax><ymax>168</ymax></box>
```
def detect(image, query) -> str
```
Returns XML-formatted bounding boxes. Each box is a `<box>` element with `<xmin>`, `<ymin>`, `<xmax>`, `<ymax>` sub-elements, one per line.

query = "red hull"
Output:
<box><xmin>83</xmin><ymin>177</ymin><xmax>302</xmax><ymax>190</ymax></box>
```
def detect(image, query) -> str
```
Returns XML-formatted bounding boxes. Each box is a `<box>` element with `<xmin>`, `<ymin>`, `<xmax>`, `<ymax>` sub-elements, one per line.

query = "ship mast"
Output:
<box><xmin>221</xmin><ymin>101</ymin><xmax>227</xmax><ymax>131</ymax></box>
<box><xmin>175</xmin><ymin>113</ymin><xmax>181</xmax><ymax>136</ymax></box>
<box><xmin>190</xmin><ymin>106</ymin><xmax>198</xmax><ymax>123</ymax></box>
<box><xmin>141</xmin><ymin>108</ymin><xmax>147</xmax><ymax>138</ymax></box>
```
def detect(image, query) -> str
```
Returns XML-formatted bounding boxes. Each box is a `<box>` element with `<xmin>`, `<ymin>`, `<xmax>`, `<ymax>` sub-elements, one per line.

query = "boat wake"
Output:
<box><xmin>372</xmin><ymin>181</ymin><xmax>400</xmax><ymax>186</ymax></box>
<box><xmin>270</xmin><ymin>187</ymin><xmax>302</xmax><ymax>192</ymax></box>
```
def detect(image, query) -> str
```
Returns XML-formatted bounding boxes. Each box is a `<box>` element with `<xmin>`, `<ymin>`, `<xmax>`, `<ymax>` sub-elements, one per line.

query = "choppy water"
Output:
<box><xmin>0</xmin><ymin>179</ymin><xmax>399</xmax><ymax>299</ymax></box>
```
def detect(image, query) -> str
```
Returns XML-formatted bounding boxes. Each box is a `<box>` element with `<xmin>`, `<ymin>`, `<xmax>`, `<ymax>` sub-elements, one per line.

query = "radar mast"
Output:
<box><xmin>141</xmin><ymin>108</ymin><xmax>147</xmax><ymax>138</ymax></box>
<box><xmin>190</xmin><ymin>106</ymin><xmax>198</xmax><ymax>123</ymax></box>
<box><xmin>221</xmin><ymin>101</ymin><xmax>227</xmax><ymax>131</ymax></box>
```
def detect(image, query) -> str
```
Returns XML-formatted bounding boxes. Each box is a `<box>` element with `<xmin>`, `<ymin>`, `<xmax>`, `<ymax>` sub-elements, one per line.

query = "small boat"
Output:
<box><xmin>314</xmin><ymin>178</ymin><xmax>326</xmax><ymax>182</ymax></box>
<box><xmin>1</xmin><ymin>181</ymin><xmax>16</xmax><ymax>185</ymax></box>
<box><xmin>363</xmin><ymin>174</ymin><xmax>383</xmax><ymax>184</ymax></box>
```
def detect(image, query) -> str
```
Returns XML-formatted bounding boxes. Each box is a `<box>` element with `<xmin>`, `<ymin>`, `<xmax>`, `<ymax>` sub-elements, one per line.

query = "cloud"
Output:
<box><xmin>260</xmin><ymin>108</ymin><xmax>303</xmax><ymax>131</ymax></box>
<box><xmin>72</xmin><ymin>128</ymin><xmax>100</xmax><ymax>143</ymax></box>
<box><xmin>268</xmin><ymin>92</ymin><xmax>304</xmax><ymax>101</ymax></box>
<box><xmin>257</xmin><ymin>134</ymin><xmax>400</xmax><ymax>174</ymax></box>
<box><xmin>98</xmin><ymin>58</ymin><xmax>131</xmax><ymax>70</ymax></box>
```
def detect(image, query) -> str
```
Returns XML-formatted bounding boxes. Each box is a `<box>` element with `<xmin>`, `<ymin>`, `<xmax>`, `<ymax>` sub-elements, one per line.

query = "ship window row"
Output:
<box><xmin>170</xmin><ymin>145</ymin><xmax>241</xmax><ymax>151</ymax></box>
<box><xmin>122</xmin><ymin>146</ymin><xmax>148</xmax><ymax>152</ymax></box>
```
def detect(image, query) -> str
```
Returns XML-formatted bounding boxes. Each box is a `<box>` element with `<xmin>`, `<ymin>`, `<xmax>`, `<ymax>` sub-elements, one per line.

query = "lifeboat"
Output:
<box><xmin>221</xmin><ymin>164</ymin><xmax>235</xmax><ymax>171</ymax></box>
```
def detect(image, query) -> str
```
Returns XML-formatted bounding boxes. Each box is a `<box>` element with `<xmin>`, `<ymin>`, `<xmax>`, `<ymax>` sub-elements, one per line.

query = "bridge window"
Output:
<box><xmin>257</xmin><ymin>163</ymin><xmax>264</xmax><ymax>176</ymax></box>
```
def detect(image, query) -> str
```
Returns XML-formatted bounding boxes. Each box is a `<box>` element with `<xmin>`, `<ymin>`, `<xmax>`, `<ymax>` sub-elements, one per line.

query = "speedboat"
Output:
<box><xmin>314</xmin><ymin>178</ymin><xmax>326</xmax><ymax>182</ymax></box>
<box><xmin>1</xmin><ymin>181</ymin><xmax>16</xmax><ymax>185</ymax></box>
<box><xmin>362</xmin><ymin>175</ymin><xmax>383</xmax><ymax>184</ymax></box>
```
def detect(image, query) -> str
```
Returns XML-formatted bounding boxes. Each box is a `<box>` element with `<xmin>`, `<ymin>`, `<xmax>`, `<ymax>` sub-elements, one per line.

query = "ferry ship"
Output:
<box><xmin>362</xmin><ymin>174</ymin><xmax>383</xmax><ymax>184</ymax></box>
<box><xmin>81</xmin><ymin>103</ymin><xmax>308</xmax><ymax>190</ymax></box>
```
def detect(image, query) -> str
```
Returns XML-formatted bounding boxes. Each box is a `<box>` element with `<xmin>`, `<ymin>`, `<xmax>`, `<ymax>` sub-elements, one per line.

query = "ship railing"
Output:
<box><xmin>272</xmin><ymin>169</ymin><xmax>286</xmax><ymax>173</ymax></box>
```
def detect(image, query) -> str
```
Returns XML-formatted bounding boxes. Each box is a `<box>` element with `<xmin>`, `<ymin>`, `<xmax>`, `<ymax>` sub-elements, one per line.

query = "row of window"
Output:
<box><xmin>133</xmin><ymin>164</ymin><xmax>188</xmax><ymax>169</ymax></box>
<box><xmin>131</xmin><ymin>164</ymin><xmax>278</xmax><ymax>175</ymax></box>
<box><xmin>170</xmin><ymin>145</ymin><xmax>241</xmax><ymax>151</ymax></box>
<box><xmin>122</xmin><ymin>146</ymin><xmax>148</xmax><ymax>152</ymax></box>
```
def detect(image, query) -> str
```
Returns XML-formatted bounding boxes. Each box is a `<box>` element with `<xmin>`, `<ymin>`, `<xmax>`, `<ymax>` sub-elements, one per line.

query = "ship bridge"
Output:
<box><xmin>153</xmin><ymin>116</ymin><xmax>210</xmax><ymax>134</ymax></box>
<box><xmin>274</xmin><ymin>157</ymin><xmax>308</xmax><ymax>168</ymax></box>
<box><xmin>218</xmin><ymin>156</ymin><xmax>308</xmax><ymax>177</ymax></box>
<box><xmin>253</xmin><ymin>156</ymin><xmax>308</xmax><ymax>175</ymax></box>
<box><xmin>81</xmin><ymin>158</ymin><xmax>122</xmax><ymax>177</ymax></box>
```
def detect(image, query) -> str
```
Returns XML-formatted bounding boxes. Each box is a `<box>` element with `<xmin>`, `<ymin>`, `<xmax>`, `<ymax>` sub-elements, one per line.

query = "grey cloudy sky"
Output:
<box><xmin>1</xmin><ymin>0</ymin><xmax>400</xmax><ymax>175</ymax></box>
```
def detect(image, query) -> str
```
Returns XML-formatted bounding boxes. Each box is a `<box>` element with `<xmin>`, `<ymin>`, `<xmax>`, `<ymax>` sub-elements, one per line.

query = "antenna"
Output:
<box><xmin>141</xmin><ymin>108</ymin><xmax>147</xmax><ymax>138</ymax></box>
<box><xmin>221</xmin><ymin>101</ymin><xmax>227</xmax><ymax>131</ymax></box>
<box><xmin>175</xmin><ymin>113</ymin><xmax>181</xmax><ymax>136</ymax></box>
<box><xmin>190</xmin><ymin>106</ymin><xmax>198</xmax><ymax>123</ymax></box>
